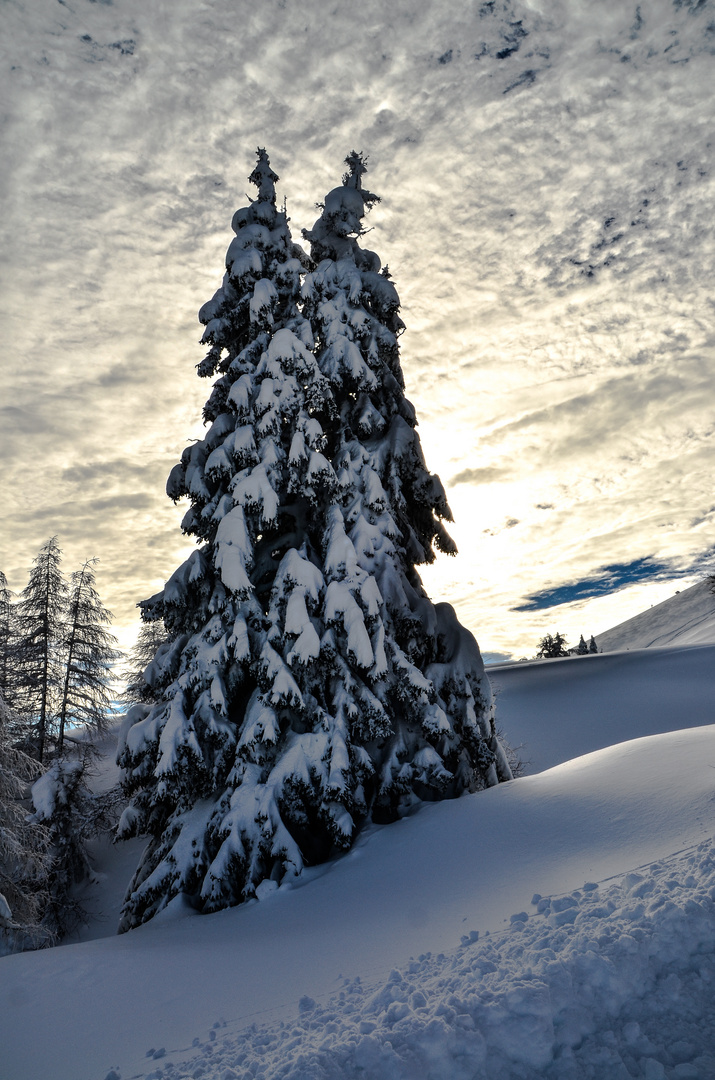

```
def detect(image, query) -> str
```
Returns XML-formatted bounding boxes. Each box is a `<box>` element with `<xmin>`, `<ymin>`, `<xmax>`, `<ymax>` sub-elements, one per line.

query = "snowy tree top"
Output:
<box><xmin>342</xmin><ymin>150</ymin><xmax>379</xmax><ymax>212</ymax></box>
<box><xmin>195</xmin><ymin>147</ymin><xmax>310</xmax><ymax>383</ymax></box>
<box><xmin>230</xmin><ymin>148</ymin><xmax>287</xmax><ymax>234</ymax></box>
<box><xmin>303</xmin><ymin>151</ymin><xmax>380</xmax><ymax>264</ymax></box>
<box><xmin>342</xmin><ymin>151</ymin><xmax>367</xmax><ymax>190</ymax></box>
<box><xmin>248</xmin><ymin>148</ymin><xmax>279</xmax><ymax>206</ymax></box>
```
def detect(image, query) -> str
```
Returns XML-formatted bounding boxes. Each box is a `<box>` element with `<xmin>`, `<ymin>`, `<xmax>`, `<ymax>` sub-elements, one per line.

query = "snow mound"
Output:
<box><xmin>595</xmin><ymin>580</ymin><xmax>715</xmax><ymax>653</ymax></box>
<box><xmin>117</xmin><ymin>838</ymin><xmax>715</xmax><ymax>1080</ymax></box>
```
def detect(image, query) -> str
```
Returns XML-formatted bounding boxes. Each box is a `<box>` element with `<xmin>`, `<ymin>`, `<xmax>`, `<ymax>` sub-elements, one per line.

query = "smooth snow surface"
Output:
<box><xmin>1</xmin><ymin>717</ymin><xmax>715</xmax><ymax>1071</ymax></box>
<box><xmin>2</xmin><ymin>599</ymin><xmax>715</xmax><ymax>1078</ymax></box>
<box><xmin>88</xmin><ymin>838</ymin><xmax>715</xmax><ymax>1080</ymax></box>
<box><xmin>595</xmin><ymin>580</ymin><xmax>715</xmax><ymax>653</ymax></box>
<box><xmin>490</xmin><ymin>644</ymin><xmax>715</xmax><ymax>773</ymax></box>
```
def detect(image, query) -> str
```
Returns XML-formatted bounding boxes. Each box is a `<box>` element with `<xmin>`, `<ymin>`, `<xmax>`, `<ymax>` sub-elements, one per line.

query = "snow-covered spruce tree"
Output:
<box><xmin>117</xmin><ymin>150</ymin><xmax>510</xmax><ymax>931</ymax></box>
<box><xmin>30</xmin><ymin>757</ymin><xmax>102</xmax><ymax>938</ymax></box>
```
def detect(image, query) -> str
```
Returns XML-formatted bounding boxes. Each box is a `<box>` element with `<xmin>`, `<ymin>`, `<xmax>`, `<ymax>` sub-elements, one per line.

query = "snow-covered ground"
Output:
<box><xmin>489</xmin><ymin>645</ymin><xmax>715</xmax><ymax>774</ymax></box>
<box><xmin>2</xmin><ymin>615</ymin><xmax>715</xmax><ymax>1079</ymax></box>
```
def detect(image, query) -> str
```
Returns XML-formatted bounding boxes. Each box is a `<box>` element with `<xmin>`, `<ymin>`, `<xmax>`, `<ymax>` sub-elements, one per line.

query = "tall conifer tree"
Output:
<box><xmin>117</xmin><ymin>151</ymin><xmax>510</xmax><ymax>931</ymax></box>
<box><xmin>15</xmin><ymin>537</ymin><xmax>67</xmax><ymax>763</ymax></box>
<box><xmin>57</xmin><ymin>559</ymin><xmax>120</xmax><ymax>754</ymax></box>
<box><xmin>0</xmin><ymin>573</ymin><xmax>17</xmax><ymax>710</ymax></box>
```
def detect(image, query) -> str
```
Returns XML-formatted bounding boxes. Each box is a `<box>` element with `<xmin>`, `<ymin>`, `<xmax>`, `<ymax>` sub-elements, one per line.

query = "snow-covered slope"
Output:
<box><xmin>490</xmin><ymin>644</ymin><xmax>715</xmax><ymax>774</ymax></box>
<box><xmin>2</xmin><ymin>648</ymin><xmax>715</xmax><ymax>1080</ymax></box>
<box><xmin>595</xmin><ymin>579</ymin><xmax>715</xmax><ymax>652</ymax></box>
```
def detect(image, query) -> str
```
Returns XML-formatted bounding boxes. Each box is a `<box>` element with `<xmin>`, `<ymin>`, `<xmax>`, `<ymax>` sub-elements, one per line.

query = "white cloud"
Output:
<box><xmin>1</xmin><ymin>0</ymin><xmax>714</xmax><ymax>660</ymax></box>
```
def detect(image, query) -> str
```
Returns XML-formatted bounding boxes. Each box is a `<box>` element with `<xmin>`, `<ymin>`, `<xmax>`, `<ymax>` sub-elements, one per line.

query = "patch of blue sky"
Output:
<box><xmin>513</xmin><ymin>557</ymin><xmax>677</xmax><ymax>611</ymax></box>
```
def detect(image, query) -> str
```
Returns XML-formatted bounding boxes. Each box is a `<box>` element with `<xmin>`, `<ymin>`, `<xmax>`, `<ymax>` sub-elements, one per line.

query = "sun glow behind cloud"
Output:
<box><xmin>1</xmin><ymin>0</ymin><xmax>714</xmax><ymax>658</ymax></box>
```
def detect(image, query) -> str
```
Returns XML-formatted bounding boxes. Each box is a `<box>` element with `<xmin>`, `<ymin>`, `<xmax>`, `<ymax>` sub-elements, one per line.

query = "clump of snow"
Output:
<box><xmin>30</xmin><ymin>759</ymin><xmax>84</xmax><ymax>821</ymax></box>
<box><xmin>107</xmin><ymin>839</ymin><xmax>715</xmax><ymax>1079</ymax></box>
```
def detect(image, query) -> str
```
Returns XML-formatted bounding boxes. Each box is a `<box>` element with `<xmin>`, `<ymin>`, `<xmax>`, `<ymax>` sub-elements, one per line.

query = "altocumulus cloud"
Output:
<box><xmin>2</xmin><ymin>0</ymin><xmax>715</xmax><ymax>657</ymax></box>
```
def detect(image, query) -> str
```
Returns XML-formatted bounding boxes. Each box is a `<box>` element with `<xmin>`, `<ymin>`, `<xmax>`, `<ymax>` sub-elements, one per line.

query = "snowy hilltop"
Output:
<box><xmin>595</xmin><ymin>579</ymin><xmax>715</xmax><ymax>653</ymax></box>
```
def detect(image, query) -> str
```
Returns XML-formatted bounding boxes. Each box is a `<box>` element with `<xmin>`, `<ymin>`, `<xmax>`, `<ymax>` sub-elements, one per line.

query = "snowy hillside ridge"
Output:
<box><xmin>489</xmin><ymin>644</ymin><xmax>715</xmax><ymax>775</ymax></box>
<box><xmin>104</xmin><ymin>838</ymin><xmax>715</xmax><ymax>1080</ymax></box>
<box><xmin>595</xmin><ymin>579</ymin><xmax>715</xmax><ymax>653</ymax></box>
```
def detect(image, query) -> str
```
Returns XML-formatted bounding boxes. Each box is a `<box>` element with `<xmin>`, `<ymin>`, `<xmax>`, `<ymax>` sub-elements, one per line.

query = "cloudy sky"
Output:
<box><xmin>2</xmin><ymin>0</ymin><xmax>714</xmax><ymax>661</ymax></box>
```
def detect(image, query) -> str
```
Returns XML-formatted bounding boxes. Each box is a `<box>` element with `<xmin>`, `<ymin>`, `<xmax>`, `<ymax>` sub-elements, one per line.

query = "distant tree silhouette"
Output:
<box><xmin>118</xmin><ymin>620</ymin><xmax>170</xmax><ymax>710</ymax></box>
<box><xmin>535</xmin><ymin>632</ymin><xmax>569</xmax><ymax>659</ymax></box>
<box><xmin>0</xmin><ymin>573</ymin><xmax>20</xmax><ymax>719</ymax></box>
<box><xmin>575</xmin><ymin>634</ymin><xmax>588</xmax><ymax>655</ymax></box>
